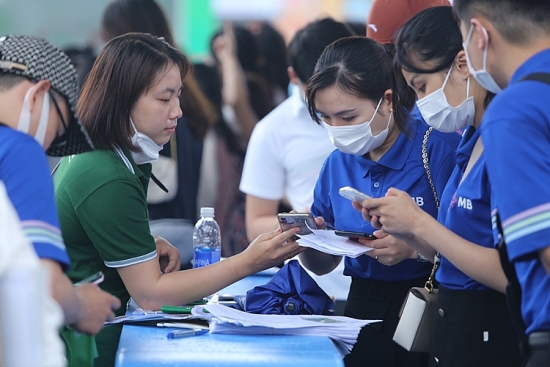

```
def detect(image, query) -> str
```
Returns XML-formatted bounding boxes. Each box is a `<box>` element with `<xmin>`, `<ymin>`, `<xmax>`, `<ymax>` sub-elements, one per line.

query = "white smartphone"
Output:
<box><xmin>339</xmin><ymin>186</ymin><xmax>372</xmax><ymax>202</ymax></box>
<box><xmin>74</xmin><ymin>271</ymin><xmax>104</xmax><ymax>286</ymax></box>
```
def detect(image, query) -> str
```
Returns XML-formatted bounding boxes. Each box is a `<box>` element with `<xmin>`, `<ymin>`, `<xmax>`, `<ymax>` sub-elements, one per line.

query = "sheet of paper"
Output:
<box><xmin>296</xmin><ymin>227</ymin><xmax>373</xmax><ymax>258</ymax></box>
<box><xmin>198</xmin><ymin>304</ymin><xmax>380</xmax><ymax>354</ymax></box>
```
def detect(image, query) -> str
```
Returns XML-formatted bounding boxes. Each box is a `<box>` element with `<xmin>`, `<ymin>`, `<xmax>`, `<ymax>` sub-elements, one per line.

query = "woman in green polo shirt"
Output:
<box><xmin>54</xmin><ymin>33</ymin><xmax>304</xmax><ymax>367</ymax></box>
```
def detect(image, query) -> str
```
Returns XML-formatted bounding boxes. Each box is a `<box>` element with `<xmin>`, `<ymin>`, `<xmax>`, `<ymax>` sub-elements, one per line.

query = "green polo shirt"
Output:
<box><xmin>54</xmin><ymin>148</ymin><xmax>156</xmax><ymax>367</ymax></box>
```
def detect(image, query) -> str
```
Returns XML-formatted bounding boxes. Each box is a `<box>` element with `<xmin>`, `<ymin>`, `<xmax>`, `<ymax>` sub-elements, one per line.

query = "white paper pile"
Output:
<box><xmin>297</xmin><ymin>228</ymin><xmax>373</xmax><ymax>258</ymax></box>
<box><xmin>195</xmin><ymin>304</ymin><xmax>380</xmax><ymax>354</ymax></box>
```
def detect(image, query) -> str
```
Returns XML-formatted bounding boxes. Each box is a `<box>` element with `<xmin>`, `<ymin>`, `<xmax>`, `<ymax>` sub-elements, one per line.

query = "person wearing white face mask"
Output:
<box><xmin>357</xmin><ymin>7</ymin><xmax>523</xmax><ymax>366</ymax></box>
<box><xmin>300</xmin><ymin>36</ymin><xmax>460</xmax><ymax>367</ymax></box>
<box><xmin>53</xmin><ymin>33</ymin><xmax>304</xmax><ymax>367</ymax></box>
<box><xmin>453</xmin><ymin>1</ymin><xmax>550</xmax><ymax>366</ymax></box>
<box><xmin>0</xmin><ymin>34</ymin><xmax>123</xmax><ymax>367</ymax></box>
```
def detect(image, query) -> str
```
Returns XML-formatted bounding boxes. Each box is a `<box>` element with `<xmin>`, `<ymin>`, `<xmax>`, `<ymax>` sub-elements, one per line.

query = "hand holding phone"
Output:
<box><xmin>277</xmin><ymin>213</ymin><xmax>317</xmax><ymax>236</ymax></box>
<box><xmin>334</xmin><ymin>230</ymin><xmax>376</xmax><ymax>240</ymax></box>
<box><xmin>339</xmin><ymin>186</ymin><xmax>372</xmax><ymax>203</ymax></box>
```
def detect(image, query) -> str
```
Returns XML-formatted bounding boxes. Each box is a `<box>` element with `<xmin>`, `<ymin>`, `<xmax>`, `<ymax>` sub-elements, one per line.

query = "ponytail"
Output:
<box><xmin>306</xmin><ymin>36</ymin><xmax>415</xmax><ymax>136</ymax></box>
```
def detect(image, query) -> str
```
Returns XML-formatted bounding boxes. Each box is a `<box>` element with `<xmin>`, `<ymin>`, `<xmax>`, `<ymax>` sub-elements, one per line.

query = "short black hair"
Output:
<box><xmin>454</xmin><ymin>0</ymin><xmax>550</xmax><ymax>45</ymax></box>
<box><xmin>287</xmin><ymin>18</ymin><xmax>353</xmax><ymax>84</ymax></box>
<box><xmin>0</xmin><ymin>72</ymin><xmax>25</xmax><ymax>92</ymax></box>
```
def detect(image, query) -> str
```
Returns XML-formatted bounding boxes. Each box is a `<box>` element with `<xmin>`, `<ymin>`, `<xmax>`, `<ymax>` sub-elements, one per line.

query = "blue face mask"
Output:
<box><xmin>463</xmin><ymin>24</ymin><xmax>502</xmax><ymax>94</ymax></box>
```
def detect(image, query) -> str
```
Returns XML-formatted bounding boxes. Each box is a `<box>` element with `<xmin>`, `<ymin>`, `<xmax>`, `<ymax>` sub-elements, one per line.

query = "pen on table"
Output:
<box><xmin>157</xmin><ymin>322</ymin><xmax>208</xmax><ymax>329</ymax></box>
<box><xmin>167</xmin><ymin>329</ymin><xmax>208</xmax><ymax>339</ymax></box>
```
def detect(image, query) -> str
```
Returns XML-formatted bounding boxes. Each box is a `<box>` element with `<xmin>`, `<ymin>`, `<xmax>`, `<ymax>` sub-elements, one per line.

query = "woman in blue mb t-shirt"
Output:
<box><xmin>299</xmin><ymin>35</ymin><xmax>460</xmax><ymax>367</ymax></box>
<box><xmin>359</xmin><ymin>6</ymin><xmax>522</xmax><ymax>367</ymax></box>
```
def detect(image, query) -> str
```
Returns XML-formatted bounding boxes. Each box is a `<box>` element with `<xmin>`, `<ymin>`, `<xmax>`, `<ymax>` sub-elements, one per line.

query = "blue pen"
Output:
<box><xmin>167</xmin><ymin>329</ymin><xmax>208</xmax><ymax>339</ymax></box>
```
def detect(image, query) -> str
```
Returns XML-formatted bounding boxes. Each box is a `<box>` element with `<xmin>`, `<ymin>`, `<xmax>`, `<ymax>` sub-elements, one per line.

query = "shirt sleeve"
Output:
<box><xmin>239</xmin><ymin>121</ymin><xmax>285</xmax><ymax>200</ymax></box>
<box><xmin>75</xmin><ymin>178</ymin><xmax>157</xmax><ymax>268</ymax></box>
<box><xmin>0</xmin><ymin>134</ymin><xmax>70</xmax><ymax>268</ymax></box>
<box><xmin>482</xmin><ymin>83</ymin><xmax>550</xmax><ymax>260</ymax></box>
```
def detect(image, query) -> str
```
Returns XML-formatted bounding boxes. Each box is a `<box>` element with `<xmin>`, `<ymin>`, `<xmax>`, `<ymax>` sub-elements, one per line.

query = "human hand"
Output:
<box><xmin>213</xmin><ymin>22</ymin><xmax>237</xmax><ymax>62</ymax></box>
<box><xmin>313</xmin><ymin>216</ymin><xmax>327</xmax><ymax>230</ymax></box>
<box><xmin>244</xmin><ymin>227</ymin><xmax>305</xmax><ymax>273</ymax></box>
<box><xmin>357</xmin><ymin>188</ymin><xmax>429</xmax><ymax>240</ymax></box>
<box><xmin>358</xmin><ymin>233</ymin><xmax>416</xmax><ymax>266</ymax></box>
<box><xmin>154</xmin><ymin>235</ymin><xmax>181</xmax><ymax>273</ymax></box>
<box><xmin>72</xmin><ymin>284</ymin><xmax>121</xmax><ymax>335</ymax></box>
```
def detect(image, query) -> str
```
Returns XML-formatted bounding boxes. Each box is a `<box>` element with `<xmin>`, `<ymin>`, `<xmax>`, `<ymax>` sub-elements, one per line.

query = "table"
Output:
<box><xmin>115</xmin><ymin>272</ymin><xmax>345</xmax><ymax>367</ymax></box>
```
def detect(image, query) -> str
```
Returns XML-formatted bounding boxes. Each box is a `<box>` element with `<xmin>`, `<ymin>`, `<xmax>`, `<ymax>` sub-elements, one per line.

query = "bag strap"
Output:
<box><xmin>422</xmin><ymin>127</ymin><xmax>439</xmax><ymax>209</ymax></box>
<box><xmin>421</xmin><ymin>126</ymin><xmax>441</xmax><ymax>293</ymax></box>
<box><xmin>520</xmin><ymin>72</ymin><xmax>550</xmax><ymax>85</ymax></box>
<box><xmin>495</xmin><ymin>211</ymin><xmax>529</xmax><ymax>354</ymax></box>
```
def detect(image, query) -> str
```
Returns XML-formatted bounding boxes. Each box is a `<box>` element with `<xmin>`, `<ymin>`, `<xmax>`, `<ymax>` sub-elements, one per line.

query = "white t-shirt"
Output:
<box><xmin>240</xmin><ymin>88</ymin><xmax>335</xmax><ymax>211</ymax></box>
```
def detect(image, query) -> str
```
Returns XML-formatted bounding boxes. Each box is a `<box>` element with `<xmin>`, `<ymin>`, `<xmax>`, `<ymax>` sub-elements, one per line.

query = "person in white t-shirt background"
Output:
<box><xmin>239</xmin><ymin>18</ymin><xmax>353</xmax><ymax>311</ymax></box>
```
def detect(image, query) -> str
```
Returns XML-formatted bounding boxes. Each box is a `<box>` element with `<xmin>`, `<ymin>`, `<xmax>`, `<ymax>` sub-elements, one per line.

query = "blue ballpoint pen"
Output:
<box><xmin>167</xmin><ymin>329</ymin><xmax>209</xmax><ymax>339</ymax></box>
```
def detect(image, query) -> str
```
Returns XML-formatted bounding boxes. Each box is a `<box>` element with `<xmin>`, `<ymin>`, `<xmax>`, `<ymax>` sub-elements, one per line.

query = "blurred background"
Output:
<box><xmin>0</xmin><ymin>0</ymin><xmax>373</xmax><ymax>61</ymax></box>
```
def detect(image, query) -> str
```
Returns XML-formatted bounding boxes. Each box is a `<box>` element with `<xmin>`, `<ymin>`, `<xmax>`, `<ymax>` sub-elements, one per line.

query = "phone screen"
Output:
<box><xmin>277</xmin><ymin>214</ymin><xmax>317</xmax><ymax>235</ymax></box>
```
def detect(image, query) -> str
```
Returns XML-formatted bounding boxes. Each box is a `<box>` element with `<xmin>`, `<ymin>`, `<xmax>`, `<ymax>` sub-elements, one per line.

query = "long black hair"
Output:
<box><xmin>394</xmin><ymin>6</ymin><xmax>494</xmax><ymax>107</ymax></box>
<box><xmin>306</xmin><ymin>36</ymin><xmax>416</xmax><ymax>135</ymax></box>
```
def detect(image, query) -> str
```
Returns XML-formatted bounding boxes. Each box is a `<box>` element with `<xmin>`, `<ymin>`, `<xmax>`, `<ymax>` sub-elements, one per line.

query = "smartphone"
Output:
<box><xmin>339</xmin><ymin>186</ymin><xmax>372</xmax><ymax>202</ymax></box>
<box><xmin>74</xmin><ymin>271</ymin><xmax>104</xmax><ymax>286</ymax></box>
<box><xmin>334</xmin><ymin>230</ymin><xmax>376</xmax><ymax>240</ymax></box>
<box><xmin>277</xmin><ymin>213</ymin><xmax>317</xmax><ymax>235</ymax></box>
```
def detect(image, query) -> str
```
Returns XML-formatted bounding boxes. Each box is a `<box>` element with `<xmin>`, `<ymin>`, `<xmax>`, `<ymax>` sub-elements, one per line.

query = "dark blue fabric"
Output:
<box><xmin>241</xmin><ymin>260</ymin><xmax>335</xmax><ymax>315</ymax></box>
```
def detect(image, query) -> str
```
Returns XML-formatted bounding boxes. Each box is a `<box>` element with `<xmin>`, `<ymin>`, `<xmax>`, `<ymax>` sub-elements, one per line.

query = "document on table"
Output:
<box><xmin>194</xmin><ymin>304</ymin><xmax>380</xmax><ymax>355</ymax></box>
<box><xmin>296</xmin><ymin>228</ymin><xmax>373</xmax><ymax>258</ymax></box>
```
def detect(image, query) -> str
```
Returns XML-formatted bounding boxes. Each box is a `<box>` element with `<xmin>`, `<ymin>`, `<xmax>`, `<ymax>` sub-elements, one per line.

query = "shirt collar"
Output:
<box><xmin>289</xmin><ymin>84</ymin><xmax>308</xmax><ymax>118</ymax></box>
<box><xmin>352</xmin><ymin>118</ymin><xmax>418</xmax><ymax>173</ymax></box>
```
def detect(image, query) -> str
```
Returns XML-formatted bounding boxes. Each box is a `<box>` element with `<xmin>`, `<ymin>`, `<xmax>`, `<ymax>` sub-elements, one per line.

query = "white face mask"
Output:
<box><xmin>17</xmin><ymin>86</ymin><xmax>50</xmax><ymax>147</ymax></box>
<box><xmin>322</xmin><ymin>98</ymin><xmax>391</xmax><ymax>156</ymax></box>
<box><xmin>129</xmin><ymin>118</ymin><xmax>163</xmax><ymax>165</ymax></box>
<box><xmin>463</xmin><ymin>24</ymin><xmax>502</xmax><ymax>94</ymax></box>
<box><xmin>416</xmin><ymin>67</ymin><xmax>475</xmax><ymax>133</ymax></box>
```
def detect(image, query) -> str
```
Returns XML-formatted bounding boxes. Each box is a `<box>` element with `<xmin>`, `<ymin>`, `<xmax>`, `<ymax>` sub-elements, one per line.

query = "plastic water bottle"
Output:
<box><xmin>192</xmin><ymin>207</ymin><xmax>221</xmax><ymax>268</ymax></box>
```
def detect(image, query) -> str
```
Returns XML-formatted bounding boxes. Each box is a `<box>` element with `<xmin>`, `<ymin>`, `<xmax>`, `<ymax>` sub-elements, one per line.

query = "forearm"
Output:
<box><xmin>298</xmin><ymin>248</ymin><xmax>340</xmax><ymax>276</ymax></box>
<box><xmin>220</xmin><ymin>57</ymin><xmax>257</xmax><ymax>143</ymax></box>
<box><xmin>128</xmin><ymin>254</ymin><xmax>257</xmax><ymax>310</ymax></box>
<box><xmin>414</xmin><ymin>221</ymin><xmax>507</xmax><ymax>293</ymax></box>
<box><xmin>246</xmin><ymin>214</ymin><xmax>279</xmax><ymax>242</ymax></box>
<box><xmin>41</xmin><ymin>259</ymin><xmax>80</xmax><ymax>325</ymax></box>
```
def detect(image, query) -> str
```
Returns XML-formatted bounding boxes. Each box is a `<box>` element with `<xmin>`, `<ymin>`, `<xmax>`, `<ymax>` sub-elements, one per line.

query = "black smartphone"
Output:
<box><xmin>334</xmin><ymin>230</ymin><xmax>376</xmax><ymax>240</ymax></box>
<box><xmin>277</xmin><ymin>213</ymin><xmax>317</xmax><ymax>235</ymax></box>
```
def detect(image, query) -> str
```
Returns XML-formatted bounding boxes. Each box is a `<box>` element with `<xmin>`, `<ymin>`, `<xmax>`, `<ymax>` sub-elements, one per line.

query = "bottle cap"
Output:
<box><xmin>200</xmin><ymin>207</ymin><xmax>215</xmax><ymax>217</ymax></box>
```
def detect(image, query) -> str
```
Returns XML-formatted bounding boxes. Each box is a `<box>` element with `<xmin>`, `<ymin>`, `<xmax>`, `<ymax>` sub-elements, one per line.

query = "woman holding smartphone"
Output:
<box><xmin>300</xmin><ymin>36</ymin><xmax>460</xmax><ymax>367</ymax></box>
<box><xmin>54</xmin><ymin>33</ymin><xmax>303</xmax><ymax>367</ymax></box>
<box><xmin>357</xmin><ymin>6</ymin><xmax>522</xmax><ymax>366</ymax></box>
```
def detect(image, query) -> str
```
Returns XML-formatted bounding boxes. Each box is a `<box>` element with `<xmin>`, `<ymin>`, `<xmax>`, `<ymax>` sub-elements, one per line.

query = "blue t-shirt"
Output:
<box><xmin>0</xmin><ymin>125</ymin><xmax>70</xmax><ymax>268</ymax></box>
<box><xmin>311</xmin><ymin>117</ymin><xmax>460</xmax><ymax>281</ymax></box>
<box><xmin>436</xmin><ymin>126</ymin><xmax>493</xmax><ymax>290</ymax></box>
<box><xmin>482</xmin><ymin>48</ymin><xmax>550</xmax><ymax>334</ymax></box>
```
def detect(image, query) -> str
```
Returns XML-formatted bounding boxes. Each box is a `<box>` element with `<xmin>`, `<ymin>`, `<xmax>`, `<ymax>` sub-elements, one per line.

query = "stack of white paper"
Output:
<box><xmin>297</xmin><ymin>228</ymin><xmax>373</xmax><ymax>258</ymax></box>
<box><xmin>195</xmin><ymin>304</ymin><xmax>380</xmax><ymax>354</ymax></box>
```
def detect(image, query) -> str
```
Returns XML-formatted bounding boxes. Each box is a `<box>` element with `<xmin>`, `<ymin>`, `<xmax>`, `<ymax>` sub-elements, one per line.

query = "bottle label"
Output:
<box><xmin>193</xmin><ymin>248</ymin><xmax>221</xmax><ymax>268</ymax></box>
